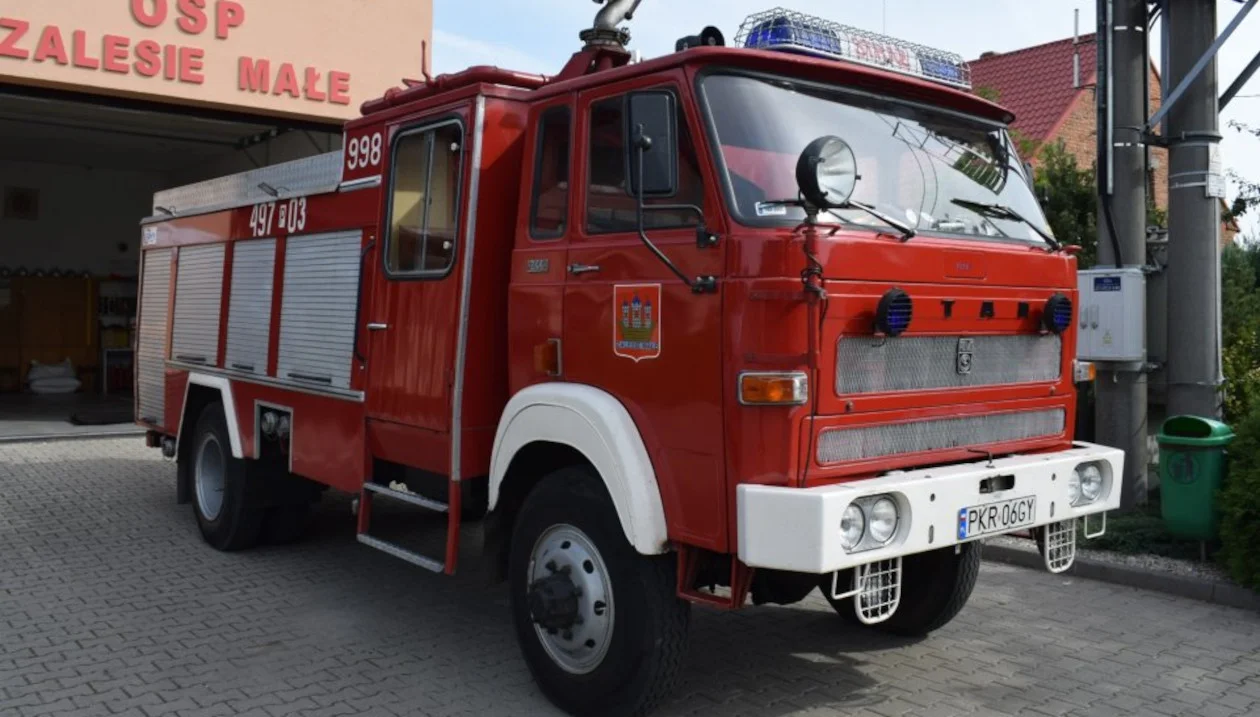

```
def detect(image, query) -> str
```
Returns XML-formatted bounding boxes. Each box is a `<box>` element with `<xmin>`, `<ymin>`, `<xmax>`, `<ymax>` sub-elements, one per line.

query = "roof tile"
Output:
<box><xmin>969</xmin><ymin>35</ymin><xmax>1097</xmax><ymax>145</ymax></box>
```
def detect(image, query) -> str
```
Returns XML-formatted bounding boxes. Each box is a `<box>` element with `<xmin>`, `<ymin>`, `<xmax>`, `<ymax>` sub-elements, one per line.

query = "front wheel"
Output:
<box><xmin>508</xmin><ymin>468</ymin><xmax>689</xmax><ymax>717</ymax></box>
<box><xmin>822</xmin><ymin>543</ymin><xmax>981</xmax><ymax>637</ymax></box>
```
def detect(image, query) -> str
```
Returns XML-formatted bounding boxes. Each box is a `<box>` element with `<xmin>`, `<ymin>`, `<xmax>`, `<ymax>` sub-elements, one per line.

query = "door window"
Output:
<box><xmin>586</xmin><ymin>94</ymin><xmax>704</xmax><ymax>234</ymax></box>
<box><xmin>530</xmin><ymin>106</ymin><xmax>572</xmax><ymax>239</ymax></box>
<box><xmin>386</xmin><ymin>122</ymin><xmax>464</xmax><ymax>276</ymax></box>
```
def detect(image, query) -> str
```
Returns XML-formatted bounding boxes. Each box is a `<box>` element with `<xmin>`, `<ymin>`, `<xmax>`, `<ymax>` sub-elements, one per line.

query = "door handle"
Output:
<box><xmin>367</xmin><ymin>323</ymin><xmax>389</xmax><ymax>331</ymax></box>
<box><xmin>568</xmin><ymin>263</ymin><xmax>601</xmax><ymax>276</ymax></box>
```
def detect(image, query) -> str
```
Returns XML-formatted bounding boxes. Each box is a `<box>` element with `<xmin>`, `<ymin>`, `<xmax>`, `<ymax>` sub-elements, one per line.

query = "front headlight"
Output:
<box><xmin>1070</xmin><ymin>462</ymin><xmax>1106</xmax><ymax>506</ymax></box>
<box><xmin>1079</xmin><ymin>463</ymin><xmax>1104</xmax><ymax>503</ymax></box>
<box><xmin>868</xmin><ymin>497</ymin><xmax>898</xmax><ymax>544</ymax></box>
<box><xmin>1067</xmin><ymin>470</ymin><xmax>1082</xmax><ymax>505</ymax></box>
<box><xmin>840</xmin><ymin>503</ymin><xmax>865</xmax><ymax>550</ymax></box>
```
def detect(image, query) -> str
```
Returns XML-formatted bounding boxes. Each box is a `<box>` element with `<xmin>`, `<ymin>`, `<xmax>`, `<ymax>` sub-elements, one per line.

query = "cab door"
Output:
<box><xmin>365</xmin><ymin>112</ymin><xmax>470</xmax><ymax>472</ymax></box>
<box><xmin>562</xmin><ymin>78</ymin><xmax>729</xmax><ymax>550</ymax></box>
<box><xmin>508</xmin><ymin>99</ymin><xmax>575</xmax><ymax>390</ymax></box>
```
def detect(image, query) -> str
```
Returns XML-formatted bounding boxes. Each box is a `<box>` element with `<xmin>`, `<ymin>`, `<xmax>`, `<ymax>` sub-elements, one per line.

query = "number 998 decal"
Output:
<box><xmin>346</xmin><ymin>132</ymin><xmax>384</xmax><ymax>172</ymax></box>
<box><xmin>249</xmin><ymin>198</ymin><xmax>308</xmax><ymax>237</ymax></box>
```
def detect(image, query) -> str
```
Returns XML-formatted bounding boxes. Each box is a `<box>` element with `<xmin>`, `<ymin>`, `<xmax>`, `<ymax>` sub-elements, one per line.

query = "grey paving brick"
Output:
<box><xmin>3</xmin><ymin>437</ymin><xmax>1260</xmax><ymax>717</ymax></box>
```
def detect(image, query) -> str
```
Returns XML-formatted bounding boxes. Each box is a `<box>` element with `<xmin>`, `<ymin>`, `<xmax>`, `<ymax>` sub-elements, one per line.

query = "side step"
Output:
<box><xmin>357</xmin><ymin>534</ymin><xmax>445</xmax><ymax>573</ymax></box>
<box><xmin>355</xmin><ymin>481</ymin><xmax>460</xmax><ymax>575</ymax></box>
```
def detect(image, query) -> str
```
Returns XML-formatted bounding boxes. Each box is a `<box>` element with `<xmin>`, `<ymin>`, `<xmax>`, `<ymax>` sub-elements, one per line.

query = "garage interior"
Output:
<box><xmin>0</xmin><ymin>88</ymin><xmax>341</xmax><ymax>440</ymax></box>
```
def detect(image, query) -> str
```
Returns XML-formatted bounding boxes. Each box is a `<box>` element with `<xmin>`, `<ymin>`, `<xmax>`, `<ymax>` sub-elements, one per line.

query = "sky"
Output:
<box><xmin>431</xmin><ymin>0</ymin><xmax>1260</xmax><ymax>238</ymax></box>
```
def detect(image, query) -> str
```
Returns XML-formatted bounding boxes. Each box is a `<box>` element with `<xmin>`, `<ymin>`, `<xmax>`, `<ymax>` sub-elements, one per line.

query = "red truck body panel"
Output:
<box><xmin>137</xmin><ymin>45</ymin><xmax>1076</xmax><ymax>560</ymax></box>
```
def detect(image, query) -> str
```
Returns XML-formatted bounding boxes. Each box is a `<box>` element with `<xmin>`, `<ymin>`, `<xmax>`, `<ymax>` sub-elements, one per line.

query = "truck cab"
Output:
<box><xmin>135</xmin><ymin>6</ymin><xmax>1123</xmax><ymax>716</ymax></box>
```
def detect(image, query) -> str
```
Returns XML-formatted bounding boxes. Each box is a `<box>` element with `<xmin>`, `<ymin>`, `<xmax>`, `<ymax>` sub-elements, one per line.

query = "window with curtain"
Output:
<box><xmin>387</xmin><ymin>122</ymin><xmax>464</xmax><ymax>275</ymax></box>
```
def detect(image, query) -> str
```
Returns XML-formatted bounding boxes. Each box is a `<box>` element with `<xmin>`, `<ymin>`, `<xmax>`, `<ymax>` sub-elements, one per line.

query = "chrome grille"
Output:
<box><xmin>817</xmin><ymin>408</ymin><xmax>1065</xmax><ymax>464</ymax></box>
<box><xmin>836</xmin><ymin>334</ymin><xmax>1061</xmax><ymax>395</ymax></box>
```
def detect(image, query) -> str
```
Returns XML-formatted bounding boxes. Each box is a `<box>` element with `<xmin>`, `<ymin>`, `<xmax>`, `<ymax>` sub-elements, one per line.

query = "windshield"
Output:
<box><xmin>700</xmin><ymin>73</ymin><xmax>1053</xmax><ymax>244</ymax></box>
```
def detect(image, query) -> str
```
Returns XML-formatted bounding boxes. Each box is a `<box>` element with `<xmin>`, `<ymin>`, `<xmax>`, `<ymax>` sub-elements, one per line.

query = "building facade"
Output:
<box><xmin>0</xmin><ymin>0</ymin><xmax>430</xmax><ymax>398</ymax></box>
<box><xmin>970</xmin><ymin>34</ymin><xmax>1238</xmax><ymax>244</ymax></box>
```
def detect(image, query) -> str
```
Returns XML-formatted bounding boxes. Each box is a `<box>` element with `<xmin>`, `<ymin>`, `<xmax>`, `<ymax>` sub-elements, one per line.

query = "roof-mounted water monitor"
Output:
<box><xmin>734</xmin><ymin>8</ymin><xmax>973</xmax><ymax>90</ymax></box>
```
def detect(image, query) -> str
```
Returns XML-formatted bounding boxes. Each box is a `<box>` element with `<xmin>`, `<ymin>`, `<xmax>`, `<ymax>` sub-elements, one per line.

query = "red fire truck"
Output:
<box><xmin>135</xmin><ymin>3</ymin><xmax>1123</xmax><ymax>715</ymax></box>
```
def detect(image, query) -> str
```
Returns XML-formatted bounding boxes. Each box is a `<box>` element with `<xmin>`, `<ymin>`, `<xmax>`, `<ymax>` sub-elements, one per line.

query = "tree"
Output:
<box><xmin>1033</xmin><ymin>140</ymin><xmax>1099</xmax><ymax>268</ymax></box>
<box><xmin>1224</xmin><ymin>121</ymin><xmax>1260</xmax><ymax>224</ymax></box>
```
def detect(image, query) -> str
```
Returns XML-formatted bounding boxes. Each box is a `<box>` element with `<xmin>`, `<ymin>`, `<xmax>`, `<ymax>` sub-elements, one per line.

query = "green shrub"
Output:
<box><xmin>1220</xmin><ymin>404</ymin><xmax>1260</xmax><ymax>590</ymax></box>
<box><xmin>1223</xmin><ymin>333</ymin><xmax>1260</xmax><ymax>424</ymax></box>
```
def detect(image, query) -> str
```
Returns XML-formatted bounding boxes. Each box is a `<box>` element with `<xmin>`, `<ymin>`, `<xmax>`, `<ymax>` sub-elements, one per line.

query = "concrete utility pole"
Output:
<box><xmin>1164</xmin><ymin>0</ymin><xmax>1224</xmax><ymax>419</ymax></box>
<box><xmin>1095</xmin><ymin>0</ymin><xmax>1150</xmax><ymax>508</ymax></box>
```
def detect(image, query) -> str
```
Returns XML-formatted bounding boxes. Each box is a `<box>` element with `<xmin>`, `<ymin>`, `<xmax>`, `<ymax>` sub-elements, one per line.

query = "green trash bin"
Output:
<box><xmin>1157</xmin><ymin>415</ymin><xmax>1234</xmax><ymax>540</ymax></box>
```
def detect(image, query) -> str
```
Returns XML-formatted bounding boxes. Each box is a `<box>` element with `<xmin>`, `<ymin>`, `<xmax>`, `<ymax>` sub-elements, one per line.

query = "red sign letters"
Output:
<box><xmin>0</xmin><ymin>1</ymin><xmax>353</xmax><ymax>106</ymax></box>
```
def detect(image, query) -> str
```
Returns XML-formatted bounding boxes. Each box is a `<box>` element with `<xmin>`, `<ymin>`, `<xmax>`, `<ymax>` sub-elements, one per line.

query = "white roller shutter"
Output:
<box><xmin>136</xmin><ymin>249</ymin><xmax>172</xmax><ymax>424</ymax></box>
<box><xmin>171</xmin><ymin>244</ymin><xmax>226</xmax><ymax>366</ymax></box>
<box><xmin>225</xmin><ymin>239</ymin><xmax>276</xmax><ymax>375</ymax></box>
<box><xmin>277</xmin><ymin>231</ymin><xmax>362</xmax><ymax>390</ymax></box>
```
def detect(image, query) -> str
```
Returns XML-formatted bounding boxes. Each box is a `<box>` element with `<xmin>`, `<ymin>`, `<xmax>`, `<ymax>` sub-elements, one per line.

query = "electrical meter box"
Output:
<box><xmin>1077</xmin><ymin>268</ymin><xmax>1146</xmax><ymax>362</ymax></box>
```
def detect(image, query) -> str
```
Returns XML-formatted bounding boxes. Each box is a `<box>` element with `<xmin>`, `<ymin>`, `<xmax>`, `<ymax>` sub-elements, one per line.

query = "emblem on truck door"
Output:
<box><xmin>613</xmin><ymin>284</ymin><xmax>662</xmax><ymax>362</ymax></box>
<box><xmin>956</xmin><ymin>338</ymin><xmax>974</xmax><ymax>375</ymax></box>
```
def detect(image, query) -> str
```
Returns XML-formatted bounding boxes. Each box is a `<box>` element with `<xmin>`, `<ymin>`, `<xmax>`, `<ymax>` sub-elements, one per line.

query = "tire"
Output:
<box><xmin>821</xmin><ymin>543</ymin><xmax>981</xmax><ymax>637</ymax></box>
<box><xmin>188</xmin><ymin>403</ymin><xmax>264</xmax><ymax>551</ymax></box>
<box><xmin>508</xmin><ymin>468</ymin><xmax>689</xmax><ymax>717</ymax></box>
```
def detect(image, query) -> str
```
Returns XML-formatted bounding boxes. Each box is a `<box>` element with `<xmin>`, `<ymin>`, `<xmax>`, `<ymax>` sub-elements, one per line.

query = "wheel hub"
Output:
<box><xmin>194</xmin><ymin>433</ymin><xmax>226</xmax><ymax>521</ymax></box>
<box><xmin>527</xmin><ymin>524</ymin><xmax>615</xmax><ymax>675</ymax></box>
<box><xmin>527</xmin><ymin>567</ymin><xmax>581</xmax><ymax>631</ymax></box>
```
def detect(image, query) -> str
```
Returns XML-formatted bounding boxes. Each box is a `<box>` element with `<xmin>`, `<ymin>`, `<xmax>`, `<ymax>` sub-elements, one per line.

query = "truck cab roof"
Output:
<box><xmin>351</xmin><ymin>45</ymin><xmax>1015</xmax><ymax>131</ymax></box>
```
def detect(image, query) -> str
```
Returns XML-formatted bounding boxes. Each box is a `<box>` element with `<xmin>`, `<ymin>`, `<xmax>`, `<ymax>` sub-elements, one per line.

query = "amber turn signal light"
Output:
<box><xmin>534</xmin><ymin>339</ymin><xmax>562</xmax><ymax>377</ymax></box>
<box><xmin>1073</xmin><ymin>360</ymin><xmax>1096</xmax><ymax>384</ymax></box>
<box><xmin>738</xmin><ymin>372</ymin><xmax>808</xmax><ymax>406</ymax></box>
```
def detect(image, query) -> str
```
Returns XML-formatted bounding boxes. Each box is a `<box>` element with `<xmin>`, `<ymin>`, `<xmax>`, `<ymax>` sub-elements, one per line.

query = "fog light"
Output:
<box><xmin>1043</xmin><ymin>293</ymin><xmax>1073</xmax><ymax>334</ymax></box>
<box><xmin>840</xmin><ymin>503</ymin><xmax>865</xmax><ymax>550</ymax></box>
<box><xmin>874</xmin><ymin>288</ymin><xmax>913</xmax><ymax>337</ymax></box>
<box><xmin>1067</xmin><ymin>470</ymin><xmax>1082</xmax><ymax>505</ymax></box>
<box><xmin>868</xmin><ymin>497</ymin><xmax>898</xmax><ymax>544</ymax></box>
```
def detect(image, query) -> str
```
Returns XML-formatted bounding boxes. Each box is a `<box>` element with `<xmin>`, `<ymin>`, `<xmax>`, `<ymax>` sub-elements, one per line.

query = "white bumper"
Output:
<box><xmin>737</xmin><ymin>442</ymin><xmax>1124</xmax><ymax>574</ymax></box>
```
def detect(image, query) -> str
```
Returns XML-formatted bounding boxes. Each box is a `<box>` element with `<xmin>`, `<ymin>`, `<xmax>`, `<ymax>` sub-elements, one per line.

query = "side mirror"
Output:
<box><xmin>626</xmin><ymin>91</ymin><xmax>678</xmax><ymax>198</ymax></box>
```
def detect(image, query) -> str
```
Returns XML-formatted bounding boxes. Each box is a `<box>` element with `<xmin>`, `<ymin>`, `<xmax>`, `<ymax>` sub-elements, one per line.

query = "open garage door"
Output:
<box><xmin>0</xmin><ymin>88</ymin><xmax>340</xmax><ymax>439</ymax></box>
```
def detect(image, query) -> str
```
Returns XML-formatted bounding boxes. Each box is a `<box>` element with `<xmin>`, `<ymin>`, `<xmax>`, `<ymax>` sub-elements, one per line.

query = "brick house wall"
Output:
<box><xmin>1030</xmin><ymin>65</ymin><xmax>1169</xmax><ymax>212</ymax></box>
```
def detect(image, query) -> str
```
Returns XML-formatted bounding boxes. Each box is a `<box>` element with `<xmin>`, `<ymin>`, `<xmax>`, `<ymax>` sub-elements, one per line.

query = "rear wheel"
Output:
<box><xmin>188</xmin><ymin>403</ymin><xmax>264</xmax><ymax>551</ymax></box>
<box><xmin>509</xmin><ymin>468</ymin><xmax>689</xmax><ymax>717</ymax></box>
<box><xmin>821</xmin><ymin>543</ymin><xmax>981</xmax><ymax>637</ymax></box>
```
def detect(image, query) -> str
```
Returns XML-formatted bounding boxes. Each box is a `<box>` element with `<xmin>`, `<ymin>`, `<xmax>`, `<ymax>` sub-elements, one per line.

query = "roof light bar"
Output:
<box><xmin>734</xmin><ymin>8</ymin><xmax>972</xmax><ymax>90</ymax></box>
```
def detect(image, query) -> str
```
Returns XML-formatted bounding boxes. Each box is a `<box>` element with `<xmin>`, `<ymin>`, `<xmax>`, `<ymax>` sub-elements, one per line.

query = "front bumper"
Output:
<box><xmin>737</xmin><ymin>442</ymin><xmax>1124</xmax><ymax>574</ymax></box>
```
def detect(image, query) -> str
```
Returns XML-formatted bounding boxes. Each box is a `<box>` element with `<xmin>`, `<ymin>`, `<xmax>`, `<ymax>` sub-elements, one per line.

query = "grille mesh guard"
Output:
<box><xmin>816</xmin><ymin>408</ymin><xmax>1066</xmax><ymax>464</ymax></box>
<box><xmin>836</xmin><ymin>334</ymin><xmax>1062</xmax><ymax>394</ymax></box>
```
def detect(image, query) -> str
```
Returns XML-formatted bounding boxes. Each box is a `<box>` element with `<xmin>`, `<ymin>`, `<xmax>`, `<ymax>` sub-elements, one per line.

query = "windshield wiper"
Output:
<box><xmin>950</xmin><ymin>198</ymin><xmax>1061</xmax><ymax>251</ymax></box>
<box><xmin>828</xmin><ymin>200</ymin><xmax>917</xmax><ymax>242</ymax></box>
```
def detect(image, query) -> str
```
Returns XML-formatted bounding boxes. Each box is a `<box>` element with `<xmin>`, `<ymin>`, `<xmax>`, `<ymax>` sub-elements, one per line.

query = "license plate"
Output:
<box><xmin>957</xmin><ymin>496</ymin><xmax>1036</xmax><ymax>540</ymax></box>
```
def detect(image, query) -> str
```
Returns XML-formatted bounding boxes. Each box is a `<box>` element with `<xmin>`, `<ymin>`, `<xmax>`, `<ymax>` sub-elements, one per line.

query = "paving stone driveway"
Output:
<box><xmin>3</xmin><ymin>437</ymin><xmax>1260</xmax><ymax>717</ymax></box>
